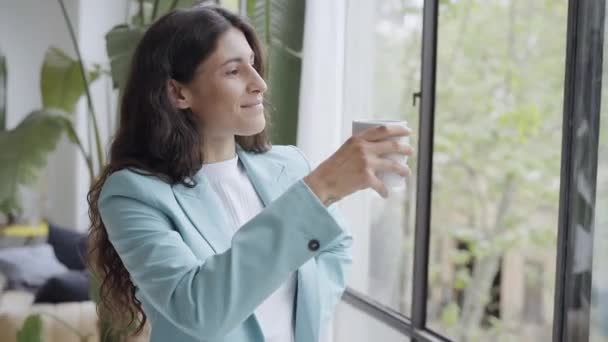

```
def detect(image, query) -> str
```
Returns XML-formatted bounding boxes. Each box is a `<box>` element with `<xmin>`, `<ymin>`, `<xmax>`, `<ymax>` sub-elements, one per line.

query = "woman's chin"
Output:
<box><xmin>239</xmin><ymin>116</ymin><xmax>266</xmax><ymax>136</ymax></box>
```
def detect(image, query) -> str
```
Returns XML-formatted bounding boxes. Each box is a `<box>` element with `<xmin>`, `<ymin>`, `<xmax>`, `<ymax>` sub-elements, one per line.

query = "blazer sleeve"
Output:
<box><xmin>99</xmin><ymin>172</ymin><xmax>345</xmax><ymax>340</ymax></box>
<box><xmin>318</xmin><ymin>205</ymin><xmax>353</xmax><ymax>327</ymax></box>
<box><xmin>290</xmin><ymin>146</ymin><xmax>354</xmax><ymax>331</ymax></box>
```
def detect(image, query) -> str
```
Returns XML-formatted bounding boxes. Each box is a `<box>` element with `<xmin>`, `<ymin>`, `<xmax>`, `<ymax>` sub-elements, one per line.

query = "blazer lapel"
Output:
<box><xmin>236</xmin><ymin>144</ymin><xmax>288</xmax><ymax>206</ymax></box>
<box><xmin>171</xmin><ymin>174</ymin><xmax>232</xmax><ymax>254</ymax></box>
<box><xmin>170</xmin><ymin>144</ymin><xmax>288</xmax><ymax>253</ymax></box>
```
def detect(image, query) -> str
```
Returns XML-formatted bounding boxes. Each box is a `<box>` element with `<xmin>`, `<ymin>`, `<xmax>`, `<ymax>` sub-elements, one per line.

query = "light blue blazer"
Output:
<box><xmin>98</xmin><ymin>144</ymin><xmax>353</xmax><ymax>342</ymax></box>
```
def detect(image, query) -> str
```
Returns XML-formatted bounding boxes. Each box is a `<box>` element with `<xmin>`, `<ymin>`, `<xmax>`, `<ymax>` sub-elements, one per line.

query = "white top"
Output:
<box><xmin>200</xmin><ymin>155</ymin><xmax>297</xmax><ymax>342</ymax></box>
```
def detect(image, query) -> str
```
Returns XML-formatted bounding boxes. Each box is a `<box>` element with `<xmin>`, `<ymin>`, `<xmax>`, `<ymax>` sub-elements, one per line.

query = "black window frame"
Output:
<box><xmin>553</xmin><ymin>0</ymin><xmax>605</xmax><ymax>341</ymax></box>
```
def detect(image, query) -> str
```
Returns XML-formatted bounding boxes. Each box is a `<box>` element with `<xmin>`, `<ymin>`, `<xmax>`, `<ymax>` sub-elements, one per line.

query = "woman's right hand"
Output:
<box><xmin>303</xmin><ymin>125</ymin><xmax>414</xmax><ymax>206</ymax></box>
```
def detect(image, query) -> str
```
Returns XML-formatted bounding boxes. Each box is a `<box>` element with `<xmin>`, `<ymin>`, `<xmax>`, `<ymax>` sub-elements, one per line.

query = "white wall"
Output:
<box><xmin>0</xmin><ymin>0</ymin><xmax>126</xmax><ymax>230</ymax></box>
<box><xmin>71</xmin><ymin>0</ymin><xmax>127</xmax><ymax>231</ymax></box>
<box><xmin>333</xmin><ymin>0</ymin><xmax>376</xmax><ymax>340</ymax></box>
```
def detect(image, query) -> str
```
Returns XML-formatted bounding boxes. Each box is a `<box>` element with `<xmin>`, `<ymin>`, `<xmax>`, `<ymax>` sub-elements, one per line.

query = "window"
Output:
<box><xmin>336</xmin><ymin>0</ymin><xmax>606</xmax><ymax>341</ymax></box>
<box><xmin>338</xmin><ymin>0</ymin><xmax>424</xmax><ymax>317</ymax></box>
<box><xmin>427</xmin><ymin>1</ymin><xmax>567</xmax><ymax>340</ymax></box>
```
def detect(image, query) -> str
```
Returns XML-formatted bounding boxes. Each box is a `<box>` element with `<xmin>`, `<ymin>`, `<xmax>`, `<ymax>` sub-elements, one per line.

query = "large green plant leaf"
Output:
<box><xmin>0</xmin><ymin>51</ymin><xmax>6</xmax><ymax>131</ymax></box>
<box><xmin>40</xmin><ymin>47</ymin><xmax>100</xmax><ymax>113</ymax></box>
<box><xmin>106</xmin><ymin>25</ymin><xmax>145</xmax><ymax>96</ymax></box>
<box><xmin>16</xmin><ymin>314</ymin><xmax>43</xmax><ymax>342</ymax></box>
<box><xmin>0</xmin><ymin>109</ymin><xmax>70</xmax><ymax>215</ymax></box>
<box><xmin>247</xmin><ymin>0</ymin><xmax>305</xmax><ymax>145</ymax></box>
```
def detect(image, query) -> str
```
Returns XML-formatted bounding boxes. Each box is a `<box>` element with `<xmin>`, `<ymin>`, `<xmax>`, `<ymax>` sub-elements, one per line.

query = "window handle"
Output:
<box><xmin>412</xmin><ymin>91</ymin><xmax>421</xmax><ymax>106</ymax></box>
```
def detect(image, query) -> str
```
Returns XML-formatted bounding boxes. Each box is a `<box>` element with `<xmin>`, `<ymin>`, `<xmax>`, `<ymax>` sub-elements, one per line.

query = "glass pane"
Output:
<box><xmin>347</xmin><ymin>0</ymin><xmax>423</xmax><ymax>318</ymax></box>
<box><xmin>590</xmin><ymin>1</ymin><xmax>608</xmax><ymax>340</ymax></box>
<box><xmin>334</xmin><ymin>301</ymin><xmax>411</xmax><ymax>342</ymax></box>
<box><xmin>427</xmin><ymin>1</ymin><xmax>567</xmax><ymax>340</ymax></box>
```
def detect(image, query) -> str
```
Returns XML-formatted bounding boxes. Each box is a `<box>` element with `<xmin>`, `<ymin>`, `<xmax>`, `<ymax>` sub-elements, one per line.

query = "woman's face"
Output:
<box><xmin>173</xmin><ymin>27</ymin><xmax>267</xmax><ymax>139</ymax></box>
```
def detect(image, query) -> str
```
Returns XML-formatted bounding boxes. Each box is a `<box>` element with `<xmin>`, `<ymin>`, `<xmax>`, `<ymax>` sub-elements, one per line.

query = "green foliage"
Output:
<box><xmin>0</xmin><ymin>110</ymin><xmax>72</xmax><ymax>215</ymax></box>
<box><xmin>105</xmin><ymin>25</ymin><xmax>145</xmax><ymax>96</ymax></box>
<box><xmin>440</xmin><ymin>302</ymin><xmax>461</xmax><ymax>327</ymax></box>
<box><xmin>454</xmin><ymin>268</ymin><xmax>472</xmax><ymax>289</ymax></box>
<box><xmin>451</xmin><ymin>249</ymin><xmax>473</xmax><ymax>266</ymax></box>
<box><xmin>16</xmin><ymin>314</ymin><xmax>43</xmax><ymax>342</ymax></box>
<box><xmin>433</xmin><ymin>0</ymin><xmax>565</xmax><ymax>338</ymax></box>
<box><xmin>0</xmin><ymin>46</ymin><xmax>98</xmax><ymax>217</ymax></box>
<box><xmin>247</xmin><ymin>0</ymin><xmax>305</xmax><ymax>145</ymax></box>
<box><xmin>41</xmin><ymin>47</ymin><xmax>101</xmax><ymax>113</ymax></box>
<box><xmin>430</xmin><ymin>0</ymin><xmax>567</xmax><ymax>252</ymax></box>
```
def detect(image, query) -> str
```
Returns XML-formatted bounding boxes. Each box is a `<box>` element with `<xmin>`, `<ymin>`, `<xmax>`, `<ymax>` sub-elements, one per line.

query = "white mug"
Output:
<box><xmin>352</xmin><ymin>119</ymin><xmax>410</xmax><ymax>193</ymax></box>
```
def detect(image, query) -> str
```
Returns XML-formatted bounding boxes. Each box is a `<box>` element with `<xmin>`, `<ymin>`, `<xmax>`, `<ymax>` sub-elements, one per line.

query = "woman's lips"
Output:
<box><xmin>241</xmin><ymin>101</ymin><xmax>263</xmax><ymax>108</ymax></box>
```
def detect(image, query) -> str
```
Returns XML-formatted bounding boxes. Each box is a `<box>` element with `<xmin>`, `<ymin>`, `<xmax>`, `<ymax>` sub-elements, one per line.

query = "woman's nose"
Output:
<box><xmin>248</xmin><ymin>68</ymin><xmax>268</xmax><ymax>94</ymax></box>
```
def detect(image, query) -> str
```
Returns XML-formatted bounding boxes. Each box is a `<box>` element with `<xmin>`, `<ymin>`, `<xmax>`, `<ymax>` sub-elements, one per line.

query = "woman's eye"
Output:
<box><xmin>227</xmin><ymin>69</ymin><xmax>239</xmax><ymax>75</ymax></box>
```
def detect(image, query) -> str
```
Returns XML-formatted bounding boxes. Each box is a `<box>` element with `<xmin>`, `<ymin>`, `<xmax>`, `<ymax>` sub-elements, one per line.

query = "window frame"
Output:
<box><xmin>553</xmin><ymin>0</ymin><xmax>606</xmax><ymax>341</ymax></box>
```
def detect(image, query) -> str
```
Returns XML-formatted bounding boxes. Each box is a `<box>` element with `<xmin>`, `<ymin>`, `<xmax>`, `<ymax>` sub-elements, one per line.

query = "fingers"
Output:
<box><xmin>367</xmin><ymin>173</ymin><xmax>389</xmax><ymax>198</ymax></box>
<box><xmin>371</xmin><ymin>157</ymin><xmax>411</xmax><ymax>177</ymax></box>
<box><xmin>368</xmin><ymin>139</ymin><xmax>414</xmax><ymax>156</ymax></box>
<box><xmin>358</xmin><ymin>124</ymin><xmax>410</xmax><ymax>142</ymax></box>
<box><xmin>364</xmin><ymin>157</ymin><xmax>410</xmax><ymax>199</ymax></box>
<box><xmin>337</xmin><ymin>127</ymin><xmax>414</xmax><ymax>200</ymax></box>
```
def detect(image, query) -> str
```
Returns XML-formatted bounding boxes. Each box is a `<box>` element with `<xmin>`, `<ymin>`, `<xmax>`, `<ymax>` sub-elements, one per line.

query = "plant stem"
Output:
<box><xmin>0</xmin><ymin>53</ymin><xmax>6</xmax><ymax>131</ymax></box>
<box><xmin>138</xmin><ymin>0</ymin><xmax>144</xmax><ymax>25</ymax></box>
<box><xmin>124</xmin><ymin>0</ymin><xmax>131</xmax><ymax>23</ymax></box>
<box><xmin>64</xmin><ymin>117</ymin><xmax>95</xmax><ymax>182</ymax></box>
<box><xmin>57</xmin><ymin>0</ymin><xmax>105</xmax><ymax>177</ymax></box>
<box><xmin>152</xmin><ymin>0</ymin><xmax>161</xmax><ymax>20</ymax></box>
<box><xmin>170</xmin><ymin>0</ymin><xmax>180</xmax><ymax>11</ymax></box>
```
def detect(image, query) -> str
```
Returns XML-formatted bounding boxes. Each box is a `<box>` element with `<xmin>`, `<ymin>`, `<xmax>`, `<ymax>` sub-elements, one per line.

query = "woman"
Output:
<box><xmin>87</xmin><ymin>4</ymin><xmax>412</xmax><ymax>342</ymax></box>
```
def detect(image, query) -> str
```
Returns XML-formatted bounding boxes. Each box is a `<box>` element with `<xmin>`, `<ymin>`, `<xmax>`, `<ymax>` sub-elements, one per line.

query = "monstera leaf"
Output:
<box><xmin>0</xmin><ymin>109</ymin><xmax>71</xmax><ymax>215</ymax></box>
<box><xmin>16</xmin><ymin>314</ymin><xmax>43</xmax><ymax>342</ymax></box>
<box><xmin>41</xmin><ymin>47</ymin><xmax>100</xmax><ymax>113</ymax></box>
<box><xmin>0</xmin><ymin>51</ymin><xmax>6</xmax><ymax>131</ymax></box>
<box><xmin>247</xmin><ymin>0</ymin><xmax>305</xmax><ymax>145</ymax></box>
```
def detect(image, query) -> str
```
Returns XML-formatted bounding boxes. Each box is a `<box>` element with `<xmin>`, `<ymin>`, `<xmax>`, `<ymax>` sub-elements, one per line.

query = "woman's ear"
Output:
<box><xmin>167</xmin><ymin>79</ymin><xmax>192</xmax><ymax>110</ymax></box>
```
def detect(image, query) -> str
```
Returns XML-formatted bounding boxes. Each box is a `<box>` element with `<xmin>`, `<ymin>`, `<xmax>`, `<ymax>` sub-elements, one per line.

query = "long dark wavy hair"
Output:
<box><xmin>86</xmin><ymin>5</ymin><xmax>271</xmax><ymax>337</ymax></box>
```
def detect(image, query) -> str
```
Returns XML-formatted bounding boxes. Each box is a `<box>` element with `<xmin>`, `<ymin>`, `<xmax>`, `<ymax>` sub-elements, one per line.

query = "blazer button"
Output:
<box><xmin>308</xmin><ymin>239</ymin><xmax>320</xmax><ymax>251</ymax></box>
